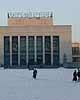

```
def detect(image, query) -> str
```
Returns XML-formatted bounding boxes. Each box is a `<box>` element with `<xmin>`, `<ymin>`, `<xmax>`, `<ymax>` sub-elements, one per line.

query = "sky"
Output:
<box><xmin>0</xmin><ymin>0</ymin><xmax>80</xmax><ymax>42</ymax></box>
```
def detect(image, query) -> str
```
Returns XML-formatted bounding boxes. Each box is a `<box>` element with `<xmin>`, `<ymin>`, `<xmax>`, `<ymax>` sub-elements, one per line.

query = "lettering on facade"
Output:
<box><xmin>8</xmin><ymin>11</ymin><xmax>53</xmax><ymax>18</ymax></box>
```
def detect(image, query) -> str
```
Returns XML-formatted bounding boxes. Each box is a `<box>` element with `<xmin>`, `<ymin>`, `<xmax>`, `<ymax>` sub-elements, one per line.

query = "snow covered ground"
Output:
<box><xmin>0</xmin><ymin>68</ymin><xmax>80</xmax><ymax>100</ymax></box>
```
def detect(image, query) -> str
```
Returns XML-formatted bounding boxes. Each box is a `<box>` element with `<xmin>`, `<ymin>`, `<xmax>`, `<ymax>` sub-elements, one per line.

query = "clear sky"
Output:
<box><xmin>0</xmin><ymin>0</ymin><xmax>80</xmax><ymax>42</ymax></box>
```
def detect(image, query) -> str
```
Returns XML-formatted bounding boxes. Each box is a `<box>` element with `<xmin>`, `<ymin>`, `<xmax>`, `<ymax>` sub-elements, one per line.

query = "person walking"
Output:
<box><xmin>33</xmin><ymin>68</ymin><xmax>37</xmax><ymax>79</ymax></box>
<box><xmin>73</xmin><ymin>70</ymin><xmax>77</xmax><ymax>82</ymax></box>
<box><xmin>77</xmin><ymin>68</ymin><xmax>80</xmax><ymax>81</ymax></box>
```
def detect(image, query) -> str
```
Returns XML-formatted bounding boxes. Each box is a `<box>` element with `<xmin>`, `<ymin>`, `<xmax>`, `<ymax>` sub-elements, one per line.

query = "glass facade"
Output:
<box><xmin>28</xmin><ymin>36</ymin><xmax>35</xmax><ymax>65</ymax></box>
<box><xmin>4</xmin><ymin>36</ymin><xmax>10</xmax><ymax>65</ymax></box>
<box><xmin>53</xmin><ymin>36</ymin><xmax>59</xmax><ymax>65</ymax></box>
<box><xmin>36</xmin><ymin>36</ymin><xmax>43</xmax><ymax>64</ymax></box>
<box><xmin>72</xmin><ymin>47</ymin><xmax>80</xmax><ymax>55</ymax></box>
<box><xmin>20</xmin><ymin>36</ymin><xmax>26</xmax><ymax>65</ymax></box>
<box><xmin>45</xmin><ymin>36</ymin><xmax>51</xmax><ymax>65</ymax></box>
<box><xmin>73</xmin><ymin>57</ymin><xmax>80</xmax><ymax>62</ymax></box>
<box><xmin>4</xmin><ymin>35</ymin><xmax>60</xmax><ymax>67</ymax></box>
<box><xmin>12</xmin><ymin>36</ymin><xmax>18</xmax><ymax>65</ymax></box>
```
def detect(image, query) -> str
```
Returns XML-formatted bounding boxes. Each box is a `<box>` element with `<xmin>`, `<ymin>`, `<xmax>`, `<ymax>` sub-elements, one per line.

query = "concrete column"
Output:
<box><xmin>26</xmin><ymin>36</ymin><xmax>28</xmax><ymax>64</ymax></box>
<box><xmin>10</xmin><ymin>36</ymin><xmax>12</xmax><ymax>66</ymax></box>
<box><xmin>18</xmin><ymin>36</ymin><xmax>20</xmax><ymax>66</ymax></box>
<box><xmin>51</xmin><ymin>36</ymin><xmax>53</xmax><ymax>65</ymax></box>
<box><xmin>2</xmin><ymin>35</ymin><xmax>4</xmax><ymax>65</ymax></box>
<box><xmin>35</xmin><ymin>36</ymin><xmax>37</xmax><ymax>63</ymax></box>
<box><xmin>43</xmin><ymin>36</ymin><xmax>45</xmax><ymax>64</ymax></box>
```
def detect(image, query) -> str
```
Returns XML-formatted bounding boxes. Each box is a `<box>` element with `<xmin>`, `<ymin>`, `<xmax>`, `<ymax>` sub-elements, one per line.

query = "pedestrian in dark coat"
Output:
<box><xmin>33</xmin><ymin>68</ymin><xmax>37</xmax><ymax>79</ymax></box>
<box><xmin>73</xmin><ymin>70</ymin><xmax>77</xmax><ymax>82</ymax></box>
<box><xmin>77</xmin><ymin>68</ymin><xmax>80</xmax><ymax>81</ymax></box>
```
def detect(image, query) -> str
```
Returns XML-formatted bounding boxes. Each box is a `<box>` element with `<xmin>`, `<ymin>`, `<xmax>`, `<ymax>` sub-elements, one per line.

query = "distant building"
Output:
<box><xmin>0</xmin><ymin>11</ymin><xmax>72</xmax><ymax>68</ymax></box>
<box><xmin>72</xmin><ymin>43</ymin><xmax>80</xmax><ymax>67</ymax></box>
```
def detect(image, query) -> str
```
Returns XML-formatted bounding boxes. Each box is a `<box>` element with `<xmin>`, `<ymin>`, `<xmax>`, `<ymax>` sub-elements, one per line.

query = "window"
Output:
<box><xmin>45</xmin><ymin>36</ymin><xmax>51</xmax><ymax>65</ymax></box>
<box><xmin>4</xmin><ymin>36</ymin><xmax>10</xmax><ymax>66</ymax></box>
<box><xmin>53</xmin><ymin>36</ymin><xmax>59</xmax><ymax>65</ymax></box>
<box><xmin>12</xmin><ymin>36</ymin><xmax>18</xmax><ymax>65</ymax></box>
<box><xmin>28</xmin><ymin>36</ymin><xmax>35</xmax><ymax>65</ymax></box>
<box><xmin>20</xmin><ymin>36</ymin><xmax>26</xmax><ymax>65</ymax></box>
<box><xmin>36</xmin><ymin>36</ymin><xmax>43</xmax><ymax>64</ymax></box>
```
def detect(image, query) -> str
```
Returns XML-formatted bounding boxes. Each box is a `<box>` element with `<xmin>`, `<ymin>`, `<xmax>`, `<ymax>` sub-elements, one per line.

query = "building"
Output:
<box><xmin>0</xmin><ymin>11</ymin><xmax>72</xmax><ymax>68</ymax></box>
<box><xmin>72</xmin><ymin>43</ymin><xmax>80</xmax><ymax>67</ymax></box>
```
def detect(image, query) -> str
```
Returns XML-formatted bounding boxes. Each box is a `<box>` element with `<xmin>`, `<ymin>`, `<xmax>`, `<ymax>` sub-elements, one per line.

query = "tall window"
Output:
<box><xmin>45</xmin><ymin>36</ymin><xmax>51</xmax><ymax>65</ymax></box>
<box><xmin>20</xmin><ymin>36</ymin><xmax>26</xmax><ymax>65</ymax></box>
<box><xmin>12</xmin><ymin>36</ymin><xmax>18</xmax><ymax>65</ymax></box>
<box><xmin>72</xmin><ymin>47</ymin><xmax>79</xmax><ymax>55</ymax></box>
<box><xmin>28</xmin><ymin>36</ymin><xmax>35</xmax><ymax>65</ymax></box>
<box><xmin>73</xmin><ymin>57</ymin><xmax>80</xmax><ymax>62</ymax></box>
<box><xmin>53</xmin><ymin>36</ymin><xmax>59</xmax><ymax>65</ymax></box>
<box><xmin>4</xmin><ymin>36</ymin><xmax>10</xmax><ymax>66</ymax></box>
<box><xmin>36</xmin><ymin>36</ymin><xmax>43</xmax><ymax>64</ymax></box>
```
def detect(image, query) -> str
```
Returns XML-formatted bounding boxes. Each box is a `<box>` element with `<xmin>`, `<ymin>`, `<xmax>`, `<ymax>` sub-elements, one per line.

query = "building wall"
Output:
<box><xmin>8</xmin><ymin>17</ymin><xmax>53</xmax><ymax>26</ymax></box>
<box><xmin>0</xmin><ymin>33</ymin><xmax>3</xmax><ymax>65</ymax></box>
<box><xmin>72</xmin><ymin>43</ymin><xmax>80</xmax><ymax>67</ymax></box>
<box><xmin>0</xmin><ymin>25</ymin><xmax>72</xmax><ymax>67</ymax></box>
<box><xmin>72</xmin><ymin>43</ymin><xmax>80</xmax><ymax>62</ymax></box>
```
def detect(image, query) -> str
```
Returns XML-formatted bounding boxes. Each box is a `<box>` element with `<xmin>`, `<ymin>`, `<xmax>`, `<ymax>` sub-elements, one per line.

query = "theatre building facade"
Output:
<box><xmin>0</xmin><ymin>12</ymin><xmax>72</xmax><ymax>68</ymax></box>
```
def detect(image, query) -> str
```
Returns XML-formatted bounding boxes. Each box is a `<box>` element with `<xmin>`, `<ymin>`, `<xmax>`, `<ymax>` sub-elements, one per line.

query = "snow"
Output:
<box><xmin>0</xmin><ymin>68</ymin><xmax>80</xmax><ymax>100</ymax></box>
